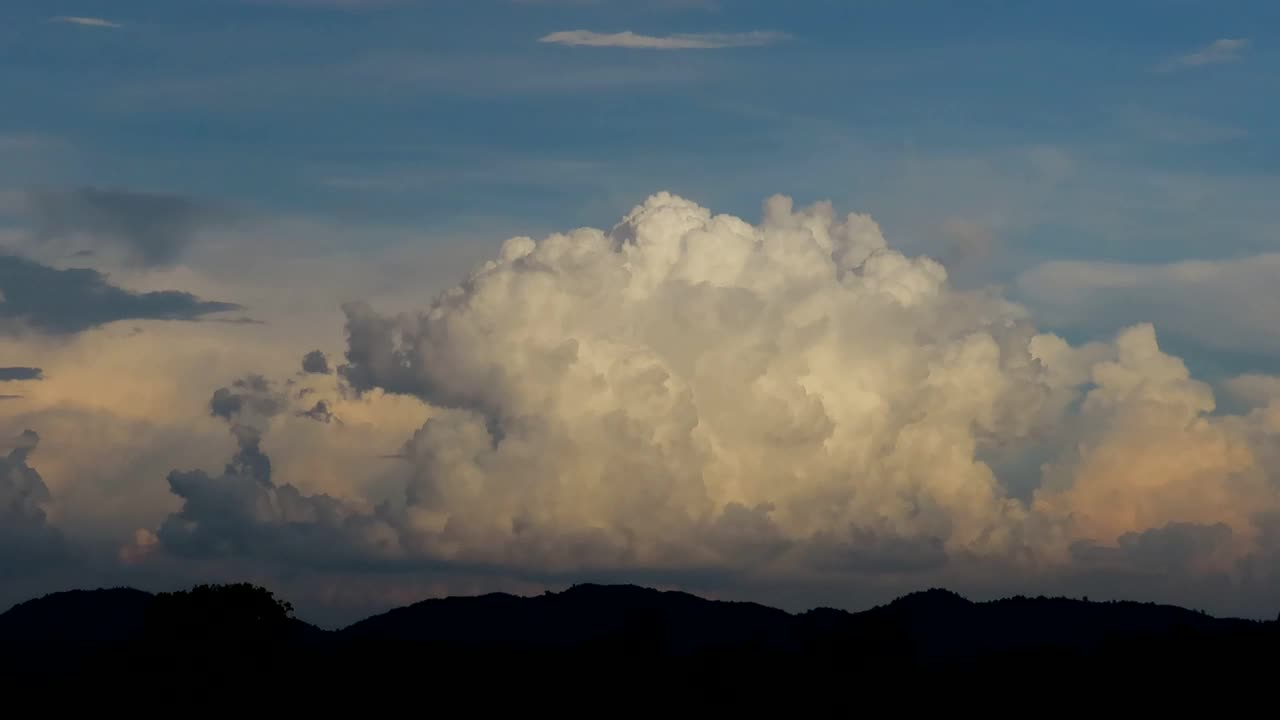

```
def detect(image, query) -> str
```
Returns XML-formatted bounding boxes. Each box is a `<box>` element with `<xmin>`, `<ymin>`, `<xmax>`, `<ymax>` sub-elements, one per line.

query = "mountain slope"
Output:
<box><xmin>1</xmin><ymin>582</ymin><xmax>1275</xmax><ymax>684</ymax></box>
<box><xmin>341</xmin><ymin>583</ymin><xmax>797</xmax><ymax>656</ymax></box>
<box><xmin>0</xmin><ymin>587</ymin><xmax>153</xmax><ymax>646</ymax></box>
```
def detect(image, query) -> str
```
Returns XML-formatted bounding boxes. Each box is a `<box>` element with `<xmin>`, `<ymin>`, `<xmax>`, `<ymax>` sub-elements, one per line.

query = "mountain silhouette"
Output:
<box><xmin>2</xmin><ymin>582</ymin><xmax>1276</xmax><ymax>687</ymax></box>
<box><xmin>0</xmin><ymin>587</ymin><xmax>152</xmax><ymax>646</ymax></box>
<box><xmin>341</xmin><ymin>584</ymin><xmax>798</xmax><ymax>658</ymax></box>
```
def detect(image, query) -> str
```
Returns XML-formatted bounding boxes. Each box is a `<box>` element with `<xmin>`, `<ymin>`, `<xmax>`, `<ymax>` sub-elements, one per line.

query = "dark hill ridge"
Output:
<box><xmin>856</xmin><ymin>587</ymin><xmax>1260</xmax><ymax>661</ymax></box>
<box><xmin>2</xmin><ymin>582</ymin><xmax>1276</xmax><ymax>683</ymax></box>
<box><xmin>341</xmin><ymin>584</ymin><xmax>798</xmax><ymax>655</ymax></box>
<box><xmin>0</xmin><ymin>587</ymin><xmax>153</xmax><ymax>646</ymax></box>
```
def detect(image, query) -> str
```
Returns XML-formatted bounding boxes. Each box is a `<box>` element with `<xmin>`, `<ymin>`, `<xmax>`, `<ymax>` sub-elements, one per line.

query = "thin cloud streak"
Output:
<box><xmin>1158</xmin><ymin>38</ymin><xmax>1249</xmax><ymax>71</ymax></box>
<box><xmin>50</xmin><ymin>16</ymin><xmax>123</xmax><ymax>29</ymax></box>
<box><xmin>539</xmin><ymin>29</ymin><xmax>788</xmax><ymax>50</ymax></box>
<box><xmin>517</xmin><ymin>0</ymin><xmax>720</xmax><ymax>7</ymax></box>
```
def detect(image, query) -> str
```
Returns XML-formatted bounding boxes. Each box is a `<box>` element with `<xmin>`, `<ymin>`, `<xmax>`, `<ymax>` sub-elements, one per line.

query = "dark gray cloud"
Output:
<box><xmin>338</xmin><ymin>301</ymin><xmax>424</xmax><ymax>397</ymax></box>
<box><xmin>0</xmin><ymin>395</ymin><xmax>22</xmax><ymax>401</ymax></box>
<box><xmin>1071</xmin><ymin>522</ymin><xmax>1235</xmax><ymax>574</ymax></box>
<box><xmin>158</xmin><ymin>381</ymin><xmax>394</xmax><ymax>567</ymax></box>
<box><xmin>301</xmin><ymin>350</ymin><xmax>330</xmax><ymax>375</ymax></box>
<box><xmin>702</xmin><ymin>502</ymin><xmax>791</xmax><ymax>561</ymax></box>
<box><xmin>0</xmin><ymin>254</ymin><xmax>240</xmax><ymax>335</ymax></box>
<box><xmin>298</xmin><ymin>399</ymin><xmax>339</xmax><ymax>424</ymax></box>
<box><xmin>21</xmin><ymin>187</ymin><xmax>232</xmax><ymax>266</ymax></box>
<box><xmin>209</xmin><ymin>375</ymin><xmax>285</xmax><ymax>423</ymax></box>
<box><xmin>0</xmin><ymin>367</ymin><xmax>43</xmax><ymax>382</ymax></box>
<box><xmin>807</xmin><ymin>528</ymin><xmax>949</xmax><ymax>574</ymax></box>
<box><xmin>206</xmin><ymin>375</ymin><xmax>287</xmax><ymax>482</ymax></box>
<box><xmin>212</xmin><ymin>316</ymin><xmax>265</xmax><ymax>325</ymax></box>
<box><xmin>0</xmin><ymin>431</ymin><xmax>68</xmax><ymax>577</ymax></box>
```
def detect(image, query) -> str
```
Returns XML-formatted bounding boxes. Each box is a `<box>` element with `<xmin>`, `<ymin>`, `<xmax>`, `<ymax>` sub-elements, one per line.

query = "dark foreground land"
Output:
<box><xmin>2</xmin><ymin>582</ymin><xmax>1277</xmax><ymax>689</ymax></box>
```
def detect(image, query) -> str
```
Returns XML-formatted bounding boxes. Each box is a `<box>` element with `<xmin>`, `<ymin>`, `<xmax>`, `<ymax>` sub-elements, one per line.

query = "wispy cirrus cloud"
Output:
<box><xmin>1158</xmin><ymin>38</ymin><xmax>1250</xmax><ymax>71</ymax></box>
<box><xmin>243</xmin><ymin>0</ymin><xmax>403</xmax><ymax>7</ymax></box>
<box><xmin>539</xmin><ymin>29</ymin><xmax>788</xmax><ymax>50</ymax></box>
<box><xmin>518</xmin><ymin>0</ymin><xmax>720</xmax><ymax>8</ymax></box>
<box><xmin>50</xmin><ymin>16</ymin><xmax>122</xmax><ymax>29</ymax></box>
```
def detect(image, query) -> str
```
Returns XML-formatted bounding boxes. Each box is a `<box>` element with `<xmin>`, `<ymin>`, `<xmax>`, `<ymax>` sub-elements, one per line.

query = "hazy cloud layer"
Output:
<box><xmin>539</xmin><ymin>30</ymin><xmax>787</xmax><ymax>49</ymax></box>
<box><xmin>16</xmin><ymin>188</ymin><xmax>231</xmax><ymax>266</ymax></box>
<box><xmin>1017</xmin><ymin>253</ymin><xmax>1280</xmax><ymax>356</ymax></box>
<box><xmin>0</xmin><ymin>254</ymin><xmax>241</xmax><ymax>335</ymax></box>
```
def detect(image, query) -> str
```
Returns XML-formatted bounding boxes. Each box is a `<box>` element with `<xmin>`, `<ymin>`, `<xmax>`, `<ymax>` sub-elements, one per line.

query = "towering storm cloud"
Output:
<box><xmin>147</xmin><ymin>192</ymin><xmax>1280</xmax><ymax>592</ymax></box>
<box><xmin>0</xmin><ymin>431</ymin><xmax>67</xmax><ymax>576</ymax></box>
<box><xmin>156</xmin><ymin>375</ymin><xmax>395</xmax><ymax>566</ymax></box>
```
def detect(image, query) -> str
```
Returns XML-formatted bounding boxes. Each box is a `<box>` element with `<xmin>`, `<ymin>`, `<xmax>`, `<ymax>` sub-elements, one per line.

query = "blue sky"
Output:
<box><xmin>9</xmin><ymin>0</ymin><xmax>1275</xmax><ymax>371</ymax></box>
<box><xmin>5</xmin><ymin>1</ymin><xmax>1275</xmax><ymax>225</ymax></box>
<box><xmin>4</xmin><ymin>0</ymin><xmax>1280</xmax><ymax>622</ymax></box>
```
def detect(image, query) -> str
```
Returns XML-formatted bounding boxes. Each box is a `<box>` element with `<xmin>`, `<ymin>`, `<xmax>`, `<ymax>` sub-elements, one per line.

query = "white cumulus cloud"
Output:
<box><xmin>129</xmin><ymin>192</ymin><xmax>1280</xmax><ymax>608</ymax></box>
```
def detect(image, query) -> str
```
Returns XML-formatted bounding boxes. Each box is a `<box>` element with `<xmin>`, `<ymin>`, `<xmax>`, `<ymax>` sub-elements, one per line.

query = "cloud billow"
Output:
<box><xmin>92</xmin><ymin>190</ymin><xmax>1279</xmax><ymax>622</ymax></box>
<box><xmin>301</xmin><ymin>350</ymin><xmax>331</xmax><ymax>375</ymax></box>
<box><xmin>126</xmin><ymin>191</ymin><xmax>1280</xmax><ymax>604</ymax></box>
<box><xmin>0</xmin><ymin>431</ymin><xmax>68</xmax><ymax>576</ymax></box>
<box><xmin>157</xmin><ymin>377</ymin><xmax>398</xmax><ymax>567</ymax></box>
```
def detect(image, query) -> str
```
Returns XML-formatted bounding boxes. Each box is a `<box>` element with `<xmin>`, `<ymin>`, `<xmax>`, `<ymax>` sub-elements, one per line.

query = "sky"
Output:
<box><xmin>3</xmin><ymin>0</ymin><xmax>1280</xmax><ymax>626</ymax></box>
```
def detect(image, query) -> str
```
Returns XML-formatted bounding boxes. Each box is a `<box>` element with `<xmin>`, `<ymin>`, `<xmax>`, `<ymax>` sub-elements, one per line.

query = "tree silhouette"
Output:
<box><xmin>144</xmin><ymin>582</ymin><xmax>295</xmax><ymax>648</ymax></box>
